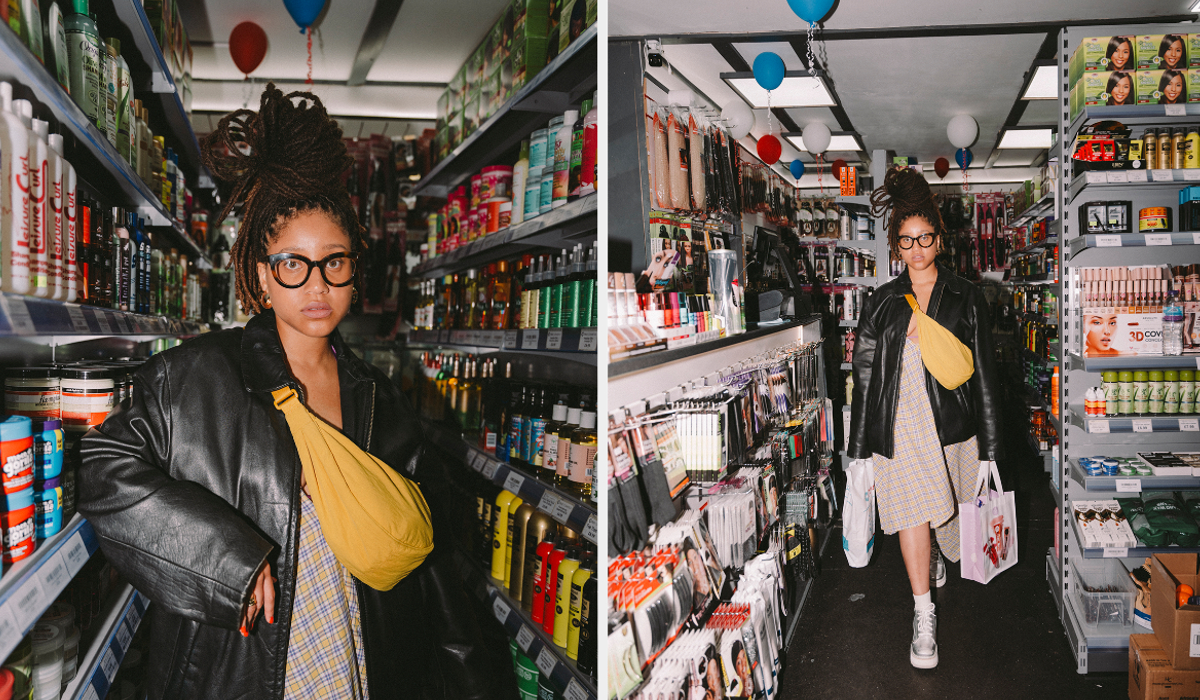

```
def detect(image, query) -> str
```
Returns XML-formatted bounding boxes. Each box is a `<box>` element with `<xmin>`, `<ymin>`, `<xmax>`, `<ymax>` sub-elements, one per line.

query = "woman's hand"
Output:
<box><xmin>241</xmin><ymin>562</ymin><xmax>276</xmax><ymax>636</ymax></box>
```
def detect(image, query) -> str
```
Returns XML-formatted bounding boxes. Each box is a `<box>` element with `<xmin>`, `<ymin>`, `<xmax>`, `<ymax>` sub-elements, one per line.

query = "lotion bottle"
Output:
<box><xmin>0</xmin><ymin>83</ymin><xmax>30</xmax><ymax>294</ymax></box>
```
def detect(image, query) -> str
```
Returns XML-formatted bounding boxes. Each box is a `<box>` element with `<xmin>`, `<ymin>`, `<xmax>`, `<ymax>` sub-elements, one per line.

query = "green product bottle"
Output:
<box><xmin>563</xmin><ymin>243</ymin><xmax>585</xmax><ymax>328</ymax></box>
<box><xmin>1165</xmin><ymin>370</ymin><xmax>1181</xmax><ymax>414</ymax></box>
<box><xmin>548</xmin><ymin>251</ymin><xmax>565</xmax><ymax>328</ymax></box>
<box><xmin>1133</xmin><ymin>370</ymin><xmax>1150</xmax><ymax>415</ymax></box>
<box><xmin>24</xmin><ymin>0</ymin><xmax>45</xmax><ymax>63</ymax></box>
<box><xmin>1102</xmin><ymin>370</ymin><xmax>1119</xmax><ymax>417</ymax></box>
<box><xmin>101</xmin><ymin>38</ymin><xmax>118</xmax><ymax>139</ymax></box>
<box><xmin>1118</xmin><ymin>370</ymin><xmax>1134</xmax><ymax>415</ymax></box>
<box><xmin>64</xmin><ymin>0</ymin><xmax>100</xmax><ymax>122</ymax></box>
<box><xmin>537</xmin><ymin>256</ymin><xmax>551</xmax><ymax>329</ymax></box>
<box><xmin>1182</xmin><ymin>370</ymin><xmax>1197</xmax><ymax>414</ymax></box>
<box><xmin>1149</xmin><ymin>370</ymin><xmax>1165</xmax><ymax>414</ymax></box>
<box><xmin>584</xmin><ymin>241</ymin><xmax>597</xmax><ymax>327</ymax></box>
<box><xmin>567</xmin><ymin>98</ymin><xmax>590</xmax><ymax>201</ymax></box>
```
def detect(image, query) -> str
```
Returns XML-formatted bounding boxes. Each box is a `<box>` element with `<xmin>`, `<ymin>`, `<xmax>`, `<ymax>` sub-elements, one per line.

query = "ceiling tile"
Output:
<box><xmin>367</xmin><ymin>0</ymin><xmax>512</xmax><ymax>83</ymax></box>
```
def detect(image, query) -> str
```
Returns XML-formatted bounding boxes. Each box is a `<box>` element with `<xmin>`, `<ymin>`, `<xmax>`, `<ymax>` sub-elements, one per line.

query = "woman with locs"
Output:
<box><xmin>77</xmin><ymin>84</ymin><xmax>492</xmax><ymax>699</ymax></box>
<box><xmin>848</xmin><ymin>168</ymin><xmax>1004</xmax><ymax>669</ymax></box>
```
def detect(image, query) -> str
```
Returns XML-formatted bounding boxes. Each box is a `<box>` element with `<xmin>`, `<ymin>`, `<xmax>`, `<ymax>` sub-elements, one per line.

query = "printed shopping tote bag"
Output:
<box><xmin>960</xmin><ymin>461</ymin><xmax>1018</xmax><ymax>584</ymax></box>
<box><xmin>842</xmin><ymin>458</ymin><xmax>875</xmax><ymax>568</ymax></box>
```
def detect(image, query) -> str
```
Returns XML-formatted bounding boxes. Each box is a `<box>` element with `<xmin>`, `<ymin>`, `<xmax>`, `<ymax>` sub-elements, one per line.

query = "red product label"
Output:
<box><xmin>1</xmin><ymin>438</ymin><xmax>33</xmax><ymax>495</ymax></box>
<box><xmin>2</xmin><ymin>504</ymin><xmax>35</xmax><ymax>564</ymax></box>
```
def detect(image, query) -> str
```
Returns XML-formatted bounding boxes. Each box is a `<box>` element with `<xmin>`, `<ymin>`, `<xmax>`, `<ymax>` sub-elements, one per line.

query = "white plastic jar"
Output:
<box><xmin>5</xmin><ymin>367</ymin><xmax>60</xmax><ymax>419</ymax></box>
<box><xmin>58</xmin><ymin>366</ymin><xmax>114</xmax><ymax>444</ymax></box>
<box><xmin>30</xmin><ymin>623</ymin><xmax>62</xmax><ymax>700</ymax></box>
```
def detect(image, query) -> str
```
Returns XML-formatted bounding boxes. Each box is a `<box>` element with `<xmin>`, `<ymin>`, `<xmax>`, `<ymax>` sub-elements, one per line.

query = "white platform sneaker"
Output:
<box><xmin>910</xmin><ymin>605</ymin><xmax>938</xmax><ymax>669</ymax></box>
<box><xmin>931</xmin><ymin>551</ymin><xmax>946</xmax><ymax>588</ymax></box>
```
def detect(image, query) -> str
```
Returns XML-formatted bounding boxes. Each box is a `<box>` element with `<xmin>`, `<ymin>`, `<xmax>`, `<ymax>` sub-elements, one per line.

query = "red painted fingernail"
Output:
<box><xmin>268</xmin><ymin>614</ymin><xmax>274</xmax><ymax>624</ymax></box>
<box><xmin>240</xmin><ymin>625</ymin><xmax>248</xmax><ymax>637</ymax></box>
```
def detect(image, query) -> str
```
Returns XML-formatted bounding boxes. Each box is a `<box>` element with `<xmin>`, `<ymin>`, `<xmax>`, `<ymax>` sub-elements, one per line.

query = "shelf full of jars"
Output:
<box><xmin>1051</xmin><ymin>22</ymin><xmax>1200</xmax><ymax>674</ymax></box>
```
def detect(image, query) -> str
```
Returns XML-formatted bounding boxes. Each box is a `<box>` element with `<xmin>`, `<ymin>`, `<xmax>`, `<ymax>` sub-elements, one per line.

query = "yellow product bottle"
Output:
<box><xmin>567</xmin><ymin>565</ymin><xmax>593</xmax><ymax>659</ymax></box>
<box><xmin>502</xmin><ymin>495</ymin><xmax>525</xmax><ymax>588</ymax></box>
<box><xmin>508</xmin><ymin>502</ymin><xmax>535</xmax><ymax>599</ymax></box>
<box><xmin>490</xmin><ymin>490</ymin><xmax>519</xmax><ymax>580</ymax></box>
<box><xmin>552</xmin><ymin>556</ymin><xmax>581</xmax><ymax>648</ymax></box>
<box><xmin>1188</xmin><ymin>129</ymin><xmax>1200</xmax><ymax>168</ymax></box>
<box><xmin>565</xmin><ymin>410</ymin><xmax>598</xmax><ymax>499</ymax></box>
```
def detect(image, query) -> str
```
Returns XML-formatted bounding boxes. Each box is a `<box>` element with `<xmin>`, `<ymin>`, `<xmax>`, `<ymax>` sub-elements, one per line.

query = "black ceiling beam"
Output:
<box><xmin>612</xmin><ymin>14</ymin><xmax>1197</xmax><ymax>44</ymax></box>
<box><xmin>192</xmin><ymin>77</ymin><xmax>447</xmax><ymax>89</ymax></box>
<box><xmin>347</xmin><ymin>0</ymin><xmax>407</xmax><ymax>86</ymax></box>
<box><xmin>984</xmin><ymin>30</ymin><xmax>1058</xmax><ymax>167</ymax></box>
<box><xmin>786</xmin><ymin>38</ymin><xmax>855</xmax><ymax>132</ymax></box>
<box><xmin>712</xmin><ymin>41</ymin><xmax>802</xmax><ymax>134</ymax></box>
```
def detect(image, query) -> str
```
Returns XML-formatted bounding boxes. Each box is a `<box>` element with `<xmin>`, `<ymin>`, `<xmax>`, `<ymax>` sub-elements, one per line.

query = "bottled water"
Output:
<box><xmin>1163</xmin><ymin>292</ymin><xmax>1185</xmax><ymax>356</ymax></box>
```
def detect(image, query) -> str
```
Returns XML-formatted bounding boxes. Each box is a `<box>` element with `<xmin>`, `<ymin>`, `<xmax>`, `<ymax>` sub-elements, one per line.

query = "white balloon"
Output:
<box><xmin>947</xmin><ymin>115</ymin><xmax>978</xmax><ymax>149</ymax></box>
<box><xmin>721</xmin><ymin>101</ymin><xmax>754</xmax><ymax>139</ymax></box>
<box><xmin>803</xmin><ymin>121</ymin><xmax>831</xmax><ymax>154</ymax></box>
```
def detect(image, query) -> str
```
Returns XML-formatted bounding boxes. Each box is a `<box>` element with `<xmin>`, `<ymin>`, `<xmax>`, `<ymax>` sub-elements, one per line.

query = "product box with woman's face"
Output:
<box><xmin>1070</xmin><ymin>36</ymin><xmax>1135</xmax><ymax>87</ymax></box>
<box><xmin>1138</xmin><ymin>34</ymin><xmax>1188</xmax><ymax>71</ymax></box>
<box><xmin>1138</xmin><ymin>70</ymin><xmax>1189</xmax><ymax>105</ymax></box>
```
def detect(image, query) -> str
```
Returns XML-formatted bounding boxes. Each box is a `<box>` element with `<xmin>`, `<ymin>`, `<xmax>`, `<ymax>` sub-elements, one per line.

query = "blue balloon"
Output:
<box><xmin>787</xmin><ymin>0</ymin><xmax>835</xmax><ymax>23</ymax></box>
<box><xmin>283</xmin><ymin>0</ymin><xmax>325</xmax><ymax>30</ymax></box>
<box><xmin>790</xmin><ymin>159</ymin><xmax>805</xmax><ymax>179</ymax></box>
<box><xmin>955</xmin><ymin>148</ymin><xmax>973</xmax><ymax>169</ymax></box>
<box><xmin>753</xmin><ymin>52</ymin><xmax>786</xmax><ymax>92</ymax></box>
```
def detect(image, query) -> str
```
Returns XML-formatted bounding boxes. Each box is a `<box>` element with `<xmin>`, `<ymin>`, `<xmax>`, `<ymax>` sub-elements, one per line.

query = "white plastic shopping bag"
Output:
<box><xmin>960</xmin><ymin>461</ymin><xmax>1018</xmax><ymax>584</ymax></box>
<box><xmin>842</xmin><ymin>458</ymin><xmax>876</xmax><ymax>567</ymax></box>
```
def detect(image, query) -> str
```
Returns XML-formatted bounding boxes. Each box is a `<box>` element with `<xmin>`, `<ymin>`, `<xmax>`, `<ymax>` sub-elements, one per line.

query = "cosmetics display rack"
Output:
<box><xmin>0</xmin><ymin>0</ymin><xmax>205</xmax><ymax>262</ymax></box>
<box><xmin>61</xmin><ymin>586</ymin><xmax>149</xmax><ymax>700</ymax></box>
<box><xmin>1050</xmin><ymin>22</ymin><xmax>1200</xmax><ymax>674</ymax></box>
<box><xmin>408</xmin><ymin>326</ymin><xmax>598</xmax><ymax>359</ymax></box>
<box><xmin>423</xmin><ymin>419</ymin><xmax>598</xmax><ymax>544</ymax></box>
<box><xmin>1012</xmin><ymin>192</ymin><xmax>1055</xmax><ymax>229</ymax></box>
<box><xmin>454</xmin><ymin>551</ymin><xmax>596</xmax><ymax>700</ymax></box>
<box><xmin>412</xmin><ymin>194</ymin><xmax>598</xmax><ymax>278</ymax></box>
<box><xmin>414</xmin><ymin>25</ymin><xmax>597</xmax><ymax>198</ymax></box>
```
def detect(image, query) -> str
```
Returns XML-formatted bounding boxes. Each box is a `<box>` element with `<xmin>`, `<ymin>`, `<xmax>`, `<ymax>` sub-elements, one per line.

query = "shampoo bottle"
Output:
<box><xmin>64</xmin><ymin>0</ymin><xmax>100</xmax><ymax>123</ymax></box>
<box><xmin>21</xmin><ymin>106</ymin><xmax>48</xmax><ymax>297</ymax></box>
<box><xmin>0</xmin><ymin>83</ymin><xmax>30</xmax><ymax>294</ymax></box>
<box><xmin>45</xmin><ymin>131</ymin><xmax>63</xmax><ymax>300</ymax></box>
<box><xmin>57</xmin><ymin>134</ymin><xmax>76</xmax><ymax>302</ymax></box>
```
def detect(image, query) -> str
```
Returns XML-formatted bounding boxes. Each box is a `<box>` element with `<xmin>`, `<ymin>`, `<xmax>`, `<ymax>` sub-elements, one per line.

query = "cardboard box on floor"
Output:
<box><xmin>1151</xmin><ymin>554</ymin><xmax>1200</xmax><ymax>670</ymax></box>
<box><xmin>1130</xmin><ymin>634</ymin><xmax>1200</xmax><ymax>700</ymax></box>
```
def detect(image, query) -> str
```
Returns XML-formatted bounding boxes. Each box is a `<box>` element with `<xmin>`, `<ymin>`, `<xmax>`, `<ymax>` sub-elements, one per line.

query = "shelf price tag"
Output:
<box><xmin>1146</xmin><ymin>234</ymin><xmax>1172</xmax><ymax>246</ymax></box>
<box><xmin>115</xmin><ymin>620</ymin><xmax>133</xmax><ymax>652</ymax></box>
<box><xmin>522</xmin><ymin>329</ymin><xmax>540</xmax><ymax>350</ymax></box>
<box><xmin>2</xmin><ymin>297</ymin><xmax>35</xmax><ymax>335</ymax></box>
<box><xmin>1103</xmin><ymin>547</ymin><xmax>1129</xmax><ymax>558</ymax></box>
<box><xmin>1089</xmin><ymin>420</ymin><xmax>1110</xmax><ymax>434</ymax></box>
<box><xmin>503</xmin><ymin>472</ymin><xmax>525</xmax><ymax>495</ymax></box>
<box><xmin>1106</xmin><ymin>171</ymin><xmax>1128</xmax><ymax>183</ymax></box>
<box><xmin>37</xmin><ymin>553</ymin><xmax>69</xmax><ymax>595</ymax></box>
<box><xmin>67</xmin><ymin>305</ymin><xmax>91</xmax><ymax>333</ymax></box>
<box><xmin>0</xmin><ymin>607</ymin><xmax>19</xmax><ymax>654</ymax></box>
<box><xmin>114</xmin><ymin>315</ymin><xmax>130</xmax><ymax>334</ymax></box>
<box><xmin>516</xmin><ymin>624</ymin><xmax>536</xmax><ymax>652</ymax></box>
<box><xmin>482</xmin><ymin>460</ymin><xmax>499</xmax><ymax>480</ymax></box>
<box><xmin>1152</xmin><ymin>169</ymin><xmax>1175</xmax><ymax>182</ymax></box>
<box><xmin>492</xmin><ymin>597</ymin><xmax>511</xmax><ymax>625</ymax></box>
<box><xmin>82</xmin><ymin>686</ymin><xmax>99</xmax><ymax>700</ymax></box>
<box><xmin>1166</xmin><ymin>104</ymin><xmax>1187</xmax><ymax>117</ymax></box>
<box><xmin>469</xmin><ymin>450</ymin><xmax>486</xmax><ymax>471</ymax></box>
<box><xmin>546</xmin><ymin>329</ymin><xmax>563</xmax><ymax>351</ymax></box>
<box><xmin>1181</xmin><ymin>418</ymin><xmax>1200</xmax><ymax>431</ymax></box>
<box><xmin>1115</xmin><ymin>479</ymin><xmax>1142</xmax><ymax>493</ymax></box>
<box><xmin>538</xmin><ymin>490</ymin><xmax>560</xmax><ymax>515</ymax></box>
<box><xmin>579</xmin><ymin>328</ymin><xmax>597</xmax><ymax>352</ymax></box>
<box><xmin>583</xmin><ymin>514</ymin><xmax>598</xmax><ymax>542</ymax></box>
<box><xmin>100</xmin><ymin>647</ymin><xmax>119</xmax><ymax>682</ymax></box>
<box><xmin>564</xmin><ymin>678</ymin><xmax>590</xmax><ymax>700</ymax></box>
<box><xmin>1095</xmin><ymin>235</ymin><xmax>1122</xmax><ymax>248</ymax></box>
<box><xmin>62</xmin><ymin>530</ymin><xmax>89</xmax><ymax>576</ymax></box>
<box><xmin>1085</xmin><ymin>171</ymin><xmax>1106</xmax><ymax>184</ymax></box>
<box><xmin>552</xmin><ymin>498</ymin><xmax>574</xmax><ymax>524</ymax></box>
<box><xmin>503</xmin><ymin>330</ymin><xmax>519</xmax><ymax>349</ymax></box>
<box><xmin>535</xmin><ymin>647</ymin><xmax>557</xmax><ymax>677</ymax></box>
<box><xmin>11</xmin><ymin>576</ymin><xmax>46</xmax><ymax>631</ymax></box>
<box><xmin>1133</xmin><ymin>419</ymin><xmax>1153</xmax><ymax>433</ymax></box>
<box><xmin>1186</xmin><ymin>170</ymin><xmax>1200</xmax><ymax>182</ymax></box>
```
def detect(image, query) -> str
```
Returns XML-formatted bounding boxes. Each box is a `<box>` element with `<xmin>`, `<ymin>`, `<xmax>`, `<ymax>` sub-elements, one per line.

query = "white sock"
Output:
<box><xmin>914</xmin><ymin>591</ymin><xmax>933</xmax><ymax>611</ymax></box>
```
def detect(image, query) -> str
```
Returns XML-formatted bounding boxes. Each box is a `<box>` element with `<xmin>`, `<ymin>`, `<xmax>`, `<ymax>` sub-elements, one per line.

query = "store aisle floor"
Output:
<box><xmin>779</xmin><ymin>451</ymin><xmax>1128</xmax><ymax>699</ymax></box>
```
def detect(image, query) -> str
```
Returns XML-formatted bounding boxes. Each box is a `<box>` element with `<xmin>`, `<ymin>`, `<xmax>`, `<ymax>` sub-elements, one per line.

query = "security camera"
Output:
<box><xmin>646</xmin><ymin>39</ymin><xmax>665</xmax><ymax>68</ymax></box>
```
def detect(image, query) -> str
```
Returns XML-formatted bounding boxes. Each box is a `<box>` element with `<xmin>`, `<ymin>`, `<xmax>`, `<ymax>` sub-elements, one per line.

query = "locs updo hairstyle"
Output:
<box><xmin>200</xmin><ymin>83</ymin><xmax>365</xmax><ymax>315</ymax></box>
<box><xmin>870</xmin><ymin>166</ymin><xmax>945</xmax><ymax>261</ymax></box>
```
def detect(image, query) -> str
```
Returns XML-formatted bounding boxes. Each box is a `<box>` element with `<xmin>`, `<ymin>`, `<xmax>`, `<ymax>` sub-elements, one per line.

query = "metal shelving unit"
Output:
<box><xmin>1052</xmin><ymin>22</ymin><xmax>1200</xmax><ymax>674</ymax></box>
<box><xmin>61</xmin><ymin>586</ymin><xmax>150</xmax><ymax>700</ymax></box>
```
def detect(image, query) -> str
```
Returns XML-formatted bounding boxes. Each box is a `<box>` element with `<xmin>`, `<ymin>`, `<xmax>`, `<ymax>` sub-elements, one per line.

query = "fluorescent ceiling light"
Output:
<box><xmin>997</xmin><ymin>128</ymin><xmax>1055</xmax><ymax>149</ymax></box>
<box><xmin>1021</xmin><ymin>65</ymin><xmax>1058</xmax><ymax>99</ymax></box>
<box><xmin>783</xmin><ymin>133</ymin><xmax>864</xmax><ymax>153</ymax></box>
<box><xmin>1192</xmin><ymin>0</ymin><xmax>1200</xmax><ymax>12</ymax></box>
<box><xmin>721</xmin><ymin>71</ymin><xmax>837</xmax><ymax>108</ymax></box>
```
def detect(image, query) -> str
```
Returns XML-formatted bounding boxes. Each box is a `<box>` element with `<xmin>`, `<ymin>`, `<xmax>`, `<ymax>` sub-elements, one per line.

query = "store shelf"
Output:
<box><xmin>834</xmin><ymin>277</ymin><xmax>874</xmax><ymax>285</ymax></box>
<box><xmin>0</xmin><ymin>516</ymin><xmax>98</xmax><ymax>661</ymax></box>
<box><xmin>1068</xmin><ymin>104</ymin><xmax>1200</xmax><ymax>143</ymax></box>
<box><xmin>1011</xmin><ymin>192</ymin><xmax>1054</xmax><ymax>227</ymax></box>
<box><xmin>0</xmin><ymin>293</ymin><xmax>207</xmax><ymax>338</ymax></box>
<box><xmin>62</xmin><ymin>585</ymin><xmax>150</xmax><ymax>700</ymax></box>
<box><xmin>0</xmin><ymin>17</ymin><xmax>203</xmax><ymax>260</ymax></box>
<box><xmin>839</xmin><ymin>362</ymin><xmax>852</xmax><ymax>370</ymax></box>
<box><xmin>1011</xmin><ymin>236</ymin><xmax>1058</xmax><ymax>256</ymax></box>
<box><xmin>1065</xmin><ymin>352</ymin><xmax>1200</xmax><ymax>371</ymax></box>
<box><xmin>1069</xmin><ymin>168</ymin><xmax>1193</xmax><ymax>204</ymax></box>
<box><xmin>1066</xmin><ymin>405</ymin><xmax>1199</xmax><ymax>433</ymax></box>
<box><xmin>414</xmin><ymin>25</ymin><xmax>598</xmax><ymax>197</ymax></box>
<box><xmin>1067</xmin><ymin>509</ymin><xmax>1200</xmax><ymax>559</ymax></box>
<box><xmin>1046</xmin><ymin>549</ymin><xmax>1062</xmax><ymax>617</ymax></box>
<box><xmin>456</xmin><ymin>551</ymin><xmax>596</xmax><ymax>700</ymax></box>
<box><xmin>1020</xmin><ymin>348</ymin><xmax>1057</xmax><ymax>366</ymax></box>
<box><xmin>839</xmin><ymin>319</ymin><xmax>858</xmax><ymax>327</ymax></box>
<box><xmin>1069</xmin><ymin>232</ymin><xmax>1200</xmax><ymax>259</ymax></box>
<box><xmin>835</xmin><ymin>196</ymin><xmax>871</xmax><ymax>206</ymax></box>
<box><xmin>407</xmin><ymin>327</ymin><xmax>597</xmax><ymax>359</ymax></box>
<box><xmin>1068</xmin><ymin>459</ymin><xmax>1200</xmax><ymax>493</ymax></box>
<box><xmin>423</xmin><ymin>420</ymin><xmax>597</xmax><ymax>543</ymax></box>
<box><xmin>610</xmin><ymin>318</ymin><xmax>806</xmax><ymax>379</ymax></box>
<box><xmin>795</xmin><ymin>237</ymin><xmax>876</xmax><ymax>250</ymax></box>
<box><xmin>108</xmin><ymin>0</ymin><xmax>202</xmax><ymax>176</ymax></box>
<box><xmin>1016</xmin><ymin>311</ymin><xmax>1056</xmax><ymax>326</ymax></box>
<box><xmin>413</xmin><ymin>194</ymin><xmax>598</xmax><ymax>277</ymax></box>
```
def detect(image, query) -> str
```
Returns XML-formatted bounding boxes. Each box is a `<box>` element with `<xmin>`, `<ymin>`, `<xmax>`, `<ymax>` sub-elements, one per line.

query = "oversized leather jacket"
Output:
<box><xmin>848</xmin><ymin>263</ymin><xmax>1004</xmax><ymax>461</ymax></box>
<box><xmin>78</xmin><ymin>311</ymin><xmax>491</xmax><ymax>700</ymax></box>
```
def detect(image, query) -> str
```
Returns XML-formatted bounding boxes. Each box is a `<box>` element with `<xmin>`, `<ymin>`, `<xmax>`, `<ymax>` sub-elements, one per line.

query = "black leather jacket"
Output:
<box><xmin>78</xmin><ymin>311</ymin><xmax>488</xmax><ymax>700</ymax></box>
<box><xmin>848</xmin><ymin>263</ymin><xmax>1004</xmax><ymax>461</ymax></box>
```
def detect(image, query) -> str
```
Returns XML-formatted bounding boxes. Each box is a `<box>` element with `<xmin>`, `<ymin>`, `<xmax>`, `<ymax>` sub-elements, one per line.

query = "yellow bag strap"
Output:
<box><xmin>905</xmin><ymin>294</ymin><xmax>921</xmax><ymax>314</ymax></box>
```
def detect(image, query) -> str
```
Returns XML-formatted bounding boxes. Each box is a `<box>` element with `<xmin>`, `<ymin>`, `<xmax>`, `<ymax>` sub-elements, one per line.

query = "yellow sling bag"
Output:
<box><xmin>905</xmin><ymin>294</ymin><xmax>974</xmax><ymax>391</ymax></box>
<box><xmin>272</xmin><ymin>386</ymin><xmax>434</xmax><ymax>591</ymax></box>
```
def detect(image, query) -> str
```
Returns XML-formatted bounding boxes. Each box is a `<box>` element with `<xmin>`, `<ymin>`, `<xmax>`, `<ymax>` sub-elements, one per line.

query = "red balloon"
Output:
<box><xmin>229</xmin><ymin>22</ymin><xmax>268</xmax><ymax>76</ymax></box>
<box><xmin>832</xmin><ymin>158</ymin><xmax>848</xmax><ymax>180</ymax></box>
<box><xmin>934</xmin><ymin>157</ymin><xmax>951</xmax><ymax>179</ymax></box>
<box><xmin>757</xmin><ymin>134</ymin><xmax>782</xmax><ymax>165</ymax></box>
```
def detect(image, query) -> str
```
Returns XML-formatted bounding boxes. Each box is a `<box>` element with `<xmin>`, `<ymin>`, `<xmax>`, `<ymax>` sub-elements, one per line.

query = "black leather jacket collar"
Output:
<box><xmin>847</xmin><ymin>262</ymin><xmax>1004</xmax><ymax>461</ymax></box>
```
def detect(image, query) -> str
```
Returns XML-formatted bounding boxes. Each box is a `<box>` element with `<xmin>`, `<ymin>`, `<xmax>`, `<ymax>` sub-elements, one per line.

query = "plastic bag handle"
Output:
<box><xmin>971</xmin><ymin>460</ymin><xmax>1003</xmax><ymax>501</ymax></box>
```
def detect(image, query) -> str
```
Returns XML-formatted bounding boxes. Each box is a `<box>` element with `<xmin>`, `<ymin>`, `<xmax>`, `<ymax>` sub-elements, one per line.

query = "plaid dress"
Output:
<box><xmin>873</xmin><ymin>337</ymin><xmax>979</xmax><ymax>562</ymax></box>
<box><xmin>284</xmin><ymin>492</ymin><xmax>370</xmax><ymax>698</ymax></box>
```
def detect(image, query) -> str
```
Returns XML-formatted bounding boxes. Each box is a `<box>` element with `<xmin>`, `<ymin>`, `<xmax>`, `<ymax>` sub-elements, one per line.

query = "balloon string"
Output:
<box><xmin>767</xmin><ymin>91</ymin><xmax>773</xmax><ymax>135</ymax></box>
<box><xmin>962</xmin><ymin>162</ymin><xmax>969</xmax><ymax>193</ymax></box>
<box><xmin>817</xmin><ymin>154</ymin><xmax>823</xmax><ymax>195</ymax></box>
<box><xmin>306</xmin><ymin>28</ymin><xmax>314</xmax><ymax>86</ymax></box>
<box><xmin>807</xmin><ymin>23</ymin><xmax>817</xmax><ymax>75</ymax></box>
